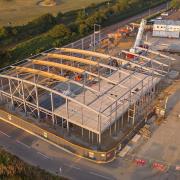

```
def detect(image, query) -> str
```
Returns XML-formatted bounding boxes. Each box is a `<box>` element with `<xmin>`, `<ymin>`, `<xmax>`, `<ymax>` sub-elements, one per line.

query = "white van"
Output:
<box><xmin>156</xmin><ymin>16</ymin><xmax>163</xmax><ymax>20</ymax></box>
<box><xmin>161</xmin><ymin>12</ymin><xmax>169</xmax><ymax>16</ymax></box>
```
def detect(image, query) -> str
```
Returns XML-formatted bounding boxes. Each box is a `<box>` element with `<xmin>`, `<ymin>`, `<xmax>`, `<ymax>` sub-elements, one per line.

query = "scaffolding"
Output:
<box><xmin>0</xmin><ymin>46</ymin><xmax>172</xmax><ymax>149</ymax></box>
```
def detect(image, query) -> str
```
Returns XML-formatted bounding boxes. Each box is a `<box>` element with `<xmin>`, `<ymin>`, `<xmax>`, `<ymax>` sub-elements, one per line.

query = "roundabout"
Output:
<box><xmin>38</xmin><ymin>0</ymin><xmax>57</xmax><ymax>7</ymax></box>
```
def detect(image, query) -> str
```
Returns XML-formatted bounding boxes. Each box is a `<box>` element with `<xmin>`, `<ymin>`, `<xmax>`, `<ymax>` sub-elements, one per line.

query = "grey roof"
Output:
<box><xmin>154</xmin><ymin>20</ymin><xmax>180</xmax><ymax>26</ymax></box>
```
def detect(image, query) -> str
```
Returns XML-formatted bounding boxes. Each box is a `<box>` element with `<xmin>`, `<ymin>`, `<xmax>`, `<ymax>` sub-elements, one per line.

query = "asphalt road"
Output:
<box><xmin>0</xmin><ymin>120</ymin><xmax>114</xmax><ymax>180</ymax></box>
<box><xmin>0</xmin><ymin>120</ymin><xmax>179</xmax><ymax>180</ymax></box>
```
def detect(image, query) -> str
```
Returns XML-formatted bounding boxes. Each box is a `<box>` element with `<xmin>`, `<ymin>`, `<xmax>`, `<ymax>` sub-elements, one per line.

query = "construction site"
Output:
<box><xmin>0</xmin><ymin>16</ymin><xmax>178</xmax><ymax>162</ymax></box>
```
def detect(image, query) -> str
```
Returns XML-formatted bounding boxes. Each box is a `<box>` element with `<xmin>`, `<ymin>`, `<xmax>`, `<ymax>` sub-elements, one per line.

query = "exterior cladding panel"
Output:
<box><xmin>153</xmin><ymin>30</ymin><xmax>180</xmax><ymax>38</ymax></box>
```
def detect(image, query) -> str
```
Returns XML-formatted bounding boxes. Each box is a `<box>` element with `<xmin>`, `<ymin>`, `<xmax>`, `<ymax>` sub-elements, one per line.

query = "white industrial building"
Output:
<box><xmin>153</xmin><ymin>20</ymin><xmax>180</xmax><ymax>38</ymax></box>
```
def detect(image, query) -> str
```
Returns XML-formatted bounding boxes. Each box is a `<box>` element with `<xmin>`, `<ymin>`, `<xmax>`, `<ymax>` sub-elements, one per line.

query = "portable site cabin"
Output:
<box><xmin>153</xmin><ymin>20</ymin><xmax>180</xmax><ymax>38</ymax></box>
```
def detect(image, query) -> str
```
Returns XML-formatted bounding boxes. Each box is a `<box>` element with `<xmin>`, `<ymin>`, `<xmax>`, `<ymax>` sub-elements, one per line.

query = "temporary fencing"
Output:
<box><xmin>134</xmin><ymin>159</ymin><xmax>146</xmax><ymax>166</ymax></box>
<box><xmin>152</xmin><ymin>162</ymin><xmax>167</xmax><ymax>172</ymax></box>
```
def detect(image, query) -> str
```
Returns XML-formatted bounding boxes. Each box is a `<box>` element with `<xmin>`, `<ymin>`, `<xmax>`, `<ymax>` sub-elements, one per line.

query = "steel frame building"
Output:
<box><xmin>0</xmin><ymin>46</ymin><xmax>174</xmax><ymax>149</ymax></box>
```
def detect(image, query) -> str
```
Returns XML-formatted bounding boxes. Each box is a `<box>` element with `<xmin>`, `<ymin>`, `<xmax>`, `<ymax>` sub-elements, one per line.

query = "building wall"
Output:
<box><xmin>153</xmin><ymin>30</ymin><xmax>180</xmax><ymax>38</ymax></box>
<box><xmin>153</xmin><ymin>24</ymin><xmax>180</xmax><ymax>32</ymax></box>
<box><xmin>153</xmin><ymin>22</ymin><xmax>180</xmax><ymax>38</ymax></box>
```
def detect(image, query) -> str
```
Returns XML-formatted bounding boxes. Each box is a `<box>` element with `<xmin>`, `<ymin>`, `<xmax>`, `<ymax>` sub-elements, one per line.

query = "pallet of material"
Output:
<box><xmin>118</xmin><ymin>145</ymin><xmax>131</xmax><ymax>157</ymax></box>
<box><xmin>131</xmin><ymin>134</ymin><xmax>141</xmax><ymax>143</ymax></box>
<box><xmin>139</xmin><ymin>126</ymin><xmax>151</xmax><ymax>139</ymax></box>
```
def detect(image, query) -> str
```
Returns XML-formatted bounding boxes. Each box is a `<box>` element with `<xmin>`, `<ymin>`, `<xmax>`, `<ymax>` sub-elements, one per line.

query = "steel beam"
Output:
<box><xmin>58</xmin><ymin>48</ymin><xmax>160</xmax><ymax>75</ymax></box>
<box><xmin>122</xmin><ymin>50</ymin><xmax>169</xmax><ymax>67</ymax></box>
<box><xmin>0</xmin><ymin>74</ymin><xmax>108</xmax><ymax>120</ymax></box>
<box><xmin>14</xmin><ymin>66</ymin><xmax>68</xmax><ymax>82</ymax></box>
<box><xmin>136</xmin><ymin>46</ymin><xmax>176</xmax><ymax>61</ymax></box>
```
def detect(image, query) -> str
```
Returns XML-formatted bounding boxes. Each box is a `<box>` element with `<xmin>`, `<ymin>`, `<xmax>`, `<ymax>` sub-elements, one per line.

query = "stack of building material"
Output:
<box><xmin>132</xmin><ymin>134</ymin><xmax>141</xmax><ymax>143</ymax></box>
<box><xmin>155</xmin><ymin>117</ymin><xmax>167</xmax><ymax>125</ymax></box>
<box><xmin>139</xmin><ymin>125</ymin><xmax>151</xmax><ymax>139</ymax></box>
<box><xmin>118</xmin><ymin>145</ymin><xmax>131</xmax><ymax>157</ymax></box>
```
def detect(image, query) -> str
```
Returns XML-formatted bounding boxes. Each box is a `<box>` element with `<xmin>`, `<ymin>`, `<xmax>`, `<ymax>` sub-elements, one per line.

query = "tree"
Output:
<box><xmin>117</xmin><ymin>0</ymin><xmax>129</xmax><ymax>11</ymax></box>
<box><xmin>0</xmin><ymin>27</ymin><xmax>7</xmax><ymax>39</ymax></box>
<box><xmin>79</xmin><ymin>23</ymin><xmax>88</xmax><ymax>35</ymax></box>
<box><xmin>48</xmin><ymin>24</ymin><xmax>70</xmax><ymax>38</ymax></box>
<box><xmin>26</xmin><ymin>13</ymin><xmax>56</xmax><ymax>34</ymax></box>
<box><xmin>171</xmin><ymin>0</ymin><xmax>180</xmax><ymax>8</ymax></box>
<box><xmin>0</xmin><ymin>27</ymin><xmax>11</xmax><ymax>39</ymax></box>
<box><xmin>76</xmin><ymin>10</ymin><xmax>87</xmax><ymax>23</ymax></box>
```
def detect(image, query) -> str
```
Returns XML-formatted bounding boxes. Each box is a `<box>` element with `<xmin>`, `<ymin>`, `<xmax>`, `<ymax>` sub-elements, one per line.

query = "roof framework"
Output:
<box><xmin>0</xmin><ymin>47</ymin><xmax>170</xmax><ymax>135</ymax></box>
<box><xmin>15</xmin><ymin>66</ymin><xmax>68</xmax><ymax>82</ymax></box>
<box><xmin>47</xmin><ymin>53</ymin><xmax>98</xmax><ymax>66</ymax></box>
<box><xmin>31</xmin><ymin>59</ymin><xmax>117</xmax><ymax>101</ymax></box>
<box><xmin>31</xmin><ymin>58</ymin><xmax>124</xmax><ymax>87</ymax></box>
<box><xmin>121</xmin><ymin>50</ymin><xmax>169</xmax><ymax>67</ymax></box>
<box><xmin>135</xmin><ymin>46</ymin><xmax>176</xmax><ymax>61</ymax></box>
<box><xmin>32</xmin><ymin>59</ymin><xmax>85</xmax><ymax>74</ymax></box>
<box><xmin>58</xmin><ymin>48</ymin><xmax>165</xmax><ymax>76</ymax></box>
<box><xmin>46</xmin><ymin>53</ymin><xmax>134</xmax><ymax>77</ymax></box>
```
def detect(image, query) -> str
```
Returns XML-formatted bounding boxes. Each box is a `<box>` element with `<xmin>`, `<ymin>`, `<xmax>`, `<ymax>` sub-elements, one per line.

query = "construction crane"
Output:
<box><xmin>130</xmin><ymin>19</ymin><xmax>147</xmax><ymax>53</ymax></box>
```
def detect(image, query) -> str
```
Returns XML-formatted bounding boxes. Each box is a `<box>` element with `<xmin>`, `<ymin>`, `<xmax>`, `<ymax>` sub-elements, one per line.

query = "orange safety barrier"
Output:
<box><xmin>152</xmin><ymin>162</ymin><xmax>166</xmax><ymax>171</ymax></box>
<box><xmin>134</xmin><ymin>159</ymin><xmax>146</xmax><ymax>166</ymax></box>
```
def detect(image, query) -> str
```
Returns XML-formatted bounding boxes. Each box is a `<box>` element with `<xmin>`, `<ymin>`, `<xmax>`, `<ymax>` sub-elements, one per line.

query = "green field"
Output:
<box><xmin>0</xmin><ymin>0</ymin><xmax>107</xmax><ymax>27</ymax></box>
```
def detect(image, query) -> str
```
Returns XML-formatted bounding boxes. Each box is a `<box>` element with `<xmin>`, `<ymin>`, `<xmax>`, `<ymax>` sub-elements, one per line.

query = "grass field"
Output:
<box><xmin>0</xmin><ymin>0</ymin><xmax>107</xmax><ymax>27</ymax></box>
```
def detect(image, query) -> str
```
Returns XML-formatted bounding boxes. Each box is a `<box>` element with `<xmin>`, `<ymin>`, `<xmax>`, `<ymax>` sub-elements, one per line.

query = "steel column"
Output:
<box><xmin>35</xmin><ymin>84</ymin><xmax>40</xmax><ymax>120</ymax></box>
<box><xmin>66</xmin><ymin>99</ymin><xmax>70</xmax><ymax>133</ymax></box>
<box><xmin>83</xmin><ymin>73</ymin><xmax>86</xmax><ymax>104</ymax></box>
<box><xmin>21</xmin><ymin>81</ymin><xmax>27</xmax><ymax>115</ymax></box>
<box><xmin>114</xmin><ymin>101</ymin><xmax>118</xmax><ymax>135</ymax></box>
<box><xmin>0</xmin><ymin>79</ymin><xmax>4</xmax><ymax>102</ymax></box>
<box><xmin>81</xmin><ymin>106</ymin><xmax>84</xmax><ymax>137</ymax></box>
<box><xmin>8</xmin><ymin>79</ymin><xmax>14</xmax><ymax>108</ymax></box>
<box><xmin>50</xmin><ymin>92</ymin><xmax>55</xmax><ymax>126</ymax></box>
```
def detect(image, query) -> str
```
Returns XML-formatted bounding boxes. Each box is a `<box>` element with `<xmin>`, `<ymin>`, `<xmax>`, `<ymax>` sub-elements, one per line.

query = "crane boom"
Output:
<box><xmin>130</xmin><ymin>19</ymin><xmax>147</xmax><ymax>53</ymax></box>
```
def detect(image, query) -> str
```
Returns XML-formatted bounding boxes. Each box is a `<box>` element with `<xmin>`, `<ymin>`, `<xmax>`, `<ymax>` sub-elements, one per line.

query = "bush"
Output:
<box><xmin>48</xmin><ymin>24</ymin><xmax>70</xmax><ymax>38</ymax></box>
<box><xmin>0</xmin><ymin>148</ymin><xmax>67</xmax><ymax>180</ymax></box>
<box><xmin>0</xmin><ymin>13</ymin><xmax>56</xmax><ymax>46</ymax></box>
<box><xmin>171</xmin><ymin>0</ymin><xmax>180</xmax><ymax>8</ymax></box>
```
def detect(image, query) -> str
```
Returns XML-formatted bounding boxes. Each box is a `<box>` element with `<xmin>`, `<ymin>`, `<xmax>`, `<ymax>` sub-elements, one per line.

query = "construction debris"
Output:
<box><xmin>132</xmin><ymin>134</ymin><xmax>141</xmax><ymax>143</ymax></box>
<box><xmin>168</xmin><ymin>70</ymin><xmax>179</xmax><ymax>79</ymax></box>
<box><xmin>118</xmin><ymin>145</ymin><xmax>131</xmax><ymax>157</ymax></box>
<box><xmin>139</xmin><ymin>125</ymin><xmax>151</xmax><ymax>139</ymax></box>
<box><xmin>154</xmin><ymin>117</ymin><xmax>167</xmax><ymax>125</ymax></box>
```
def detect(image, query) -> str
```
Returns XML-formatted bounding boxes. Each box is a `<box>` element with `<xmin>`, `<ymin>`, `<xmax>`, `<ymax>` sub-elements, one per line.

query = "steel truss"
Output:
<box><xmin>0</xmin><ymin>45</ymin><xmax>172</xmax><ymax>147</ymax></box>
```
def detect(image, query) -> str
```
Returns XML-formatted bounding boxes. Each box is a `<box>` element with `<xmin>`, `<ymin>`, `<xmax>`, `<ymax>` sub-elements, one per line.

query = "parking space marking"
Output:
<box><xmin>37</xmin><ymin>152</ymin><xmax>50</xmax><ymax>159</ymax></box>
<box><xmin>89</xmin><ymin>171</ymin><xmax>112</xmax><ymax>180</ymax></box>
<box><xmin>16</xmin><ymin>140</ymin><xmax>31</xmax><ymax>149</ymax></box>
<box><xmin>0</xmin><ymin>130</ymin><xmax>11</xmax><ymax>137</ymax></box>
